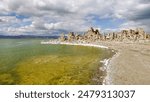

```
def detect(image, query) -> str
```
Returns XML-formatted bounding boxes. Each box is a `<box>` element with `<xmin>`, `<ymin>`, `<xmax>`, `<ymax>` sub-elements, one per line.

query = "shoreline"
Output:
<box><xmin>102</xmin><ymin>51</ymin><xmax>120</xmax><ymax>85</ymax></box>
<box><xmin>41</xmin><ymin>40</ymin><xmax>150</xmax><ymax>85</ymax></box>
<box><xmin>101</xmin><ymin>41</ymin><xmax>150</xmax><ymax>84</ymax></box>
<box><xmin>41</xmin><ymin>40</ymin><xmax>115</xmax><ymax>85</ymax></box>
<box><xmin>41</xmin><ymin>41</ymin><xmax>108</xmax><ymax>49</ymax></box>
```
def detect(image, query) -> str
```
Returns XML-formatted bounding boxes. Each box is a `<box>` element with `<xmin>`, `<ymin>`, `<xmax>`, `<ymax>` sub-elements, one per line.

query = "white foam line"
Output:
<box><xmin>100</xmin><ymin>58</ymin><xmax>111</xmax><ymax>85</ymax></box>
<box><xmin>41</xmin><ymin>41</ymin><xmax>60</xmax><ymax>44</ymax></box>
<box><xmin>41</xmin><ymin>41</ymin><xmax>108</xmax><ymax>49</ymax></box>
<box><xmin>99</xmin><ymin>58</ymin><xmax>111</xmax><ymax>85</ymax></box>
<box><xmin>103</xmin><ymin>52</ymin><xmax>119</xmax><ymax>85</ymax></box>
<box><xmin>62</xmin><ymin>42</ymin><xmax>108</xmax><ymax>49</ymax></box>
<box><xmin>100</xmin><ymin>59</ymin><xmax>110</xmax><ymax>67</ymax></box>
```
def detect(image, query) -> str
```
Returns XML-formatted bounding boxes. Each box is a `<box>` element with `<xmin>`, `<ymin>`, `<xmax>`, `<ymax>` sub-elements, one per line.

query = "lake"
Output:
<box><xmin>0</xmin><ymin>39</ymin><xmax>113</xmax><ymax>85</ymax></box>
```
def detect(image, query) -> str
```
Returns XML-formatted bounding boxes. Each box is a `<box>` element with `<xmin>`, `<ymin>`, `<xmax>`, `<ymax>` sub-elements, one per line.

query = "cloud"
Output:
<box><xmin>113</xmin><ymin>0</ymin><xmax>150</xmax><ymax>32</ymax></box>
<box><xmin>0</xmin><ymin>0</ymin><xmax>150</xmax><ymax>35</ymax></box>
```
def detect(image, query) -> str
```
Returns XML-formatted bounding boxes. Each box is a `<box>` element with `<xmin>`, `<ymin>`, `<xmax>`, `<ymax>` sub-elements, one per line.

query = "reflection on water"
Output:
<box><xmin>0</xmin><ymin>39</ymin><xmax>113</xmax><ymax>85</ymax></box>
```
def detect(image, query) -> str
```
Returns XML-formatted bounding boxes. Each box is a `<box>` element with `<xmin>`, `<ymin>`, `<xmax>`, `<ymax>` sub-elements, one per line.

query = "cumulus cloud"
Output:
<box><xmin>0</xmin><ymin>0</ymin><xmax>150</xmax><ymax>35</ymax></box>
<box><xmin>113</xmin><ymin>0</ymin><xmax>150</xmax><ymax>32</ymax></box>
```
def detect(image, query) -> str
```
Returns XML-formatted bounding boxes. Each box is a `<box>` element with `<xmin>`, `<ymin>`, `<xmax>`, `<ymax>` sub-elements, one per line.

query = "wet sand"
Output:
<box><xmin>102</xmin><ymin>41</ymin><xmax>150</xmax><ymax>85</ymax></box>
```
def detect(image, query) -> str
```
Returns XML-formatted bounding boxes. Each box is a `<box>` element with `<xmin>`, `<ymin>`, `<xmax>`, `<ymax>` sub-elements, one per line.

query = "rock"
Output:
<box><xmin>110</xmin><ymin>28</ymin><xmax>148</xmax><ymax>42</ymax></box>
<box><xmin>59</xmin><ymin>33</ymin><xmax>66</xmax><ymax>42</ymax></box>
<box><xmin>75</xmin><ymin>34</ymin><xmax>83</xmax><ymax>40</ymax></box>
<box><xmin>67</xmin><ymin>32</ymin><xmax>75</xmax><ymax>42</ymax></box>
<box><xmin>135</xmin><ymin>28</ymin><xmax>146</xmax><ymax>40</ymax></box>
<box><xmin>58</xmin><ymin>27</ymin><xmax>149</xmax><ymax>43</ymax></box>
<box><xmin>83</xmin><ymin>27</ymin><xmax>102</xmax><ymax>42</ymax></box>
<box><xmin>146</xmin><ymin>34</ymin><xmax>150</xmax><ymax>40</ymax></box>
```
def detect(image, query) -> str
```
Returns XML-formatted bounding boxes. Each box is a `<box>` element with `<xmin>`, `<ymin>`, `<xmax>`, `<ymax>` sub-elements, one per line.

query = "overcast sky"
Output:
<box><xmin>0</xmin><ymin>0</ymin><xmax>150</xmax><ymax>35</ymax></box>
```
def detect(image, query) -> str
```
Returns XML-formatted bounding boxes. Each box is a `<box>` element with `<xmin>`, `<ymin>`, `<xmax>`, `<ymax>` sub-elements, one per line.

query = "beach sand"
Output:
<box><xmin>102</xmin><ymin>41</ymin><xmax>150</xmax><ymax>85</ymax></box>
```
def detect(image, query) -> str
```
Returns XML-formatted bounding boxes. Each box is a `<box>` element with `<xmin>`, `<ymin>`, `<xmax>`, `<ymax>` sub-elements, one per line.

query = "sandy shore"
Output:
<box><xmin>41</xmin><ymin>40</ymin><xmax>150</xmax><ymax>85</ymax></box>
<box><xmin>101</xmin><ymin>41</ymin><xmax>150</xmax><ymax>85</ymax></box>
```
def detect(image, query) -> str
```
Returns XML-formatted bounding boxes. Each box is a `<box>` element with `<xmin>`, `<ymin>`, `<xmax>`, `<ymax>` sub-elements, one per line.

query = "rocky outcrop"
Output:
<box><xmin>82</xmin><ymin>27</ymin><xmax>102</xmax><ymax>42</ymax></box>
<box><xmin>103</xmin><ymin>28</ymin><xmax>148</xmax><ymax>42</ymax></box>
<box><xmin>59</xmin><ymin>27</ymin><xmax>150</xmax><ymax>43</ymax></box>
<box><xmin>64</xmin><ymin>27</ymin><xmax>103</xmax><ymax>42</ymax></box>
<box><xmin>59</xmin><ymin>33</ymin><xmax>66</xmax><ymax>42</ymax></box>
<box><xmin>67</xmin><ymin>32</ymin><xmax>76</xmax><ymax>42</ymax></box>
<box><xmin>146</xmin><ymin>34</ymin><xmax>150</xmax><ymax>40</ymax></box>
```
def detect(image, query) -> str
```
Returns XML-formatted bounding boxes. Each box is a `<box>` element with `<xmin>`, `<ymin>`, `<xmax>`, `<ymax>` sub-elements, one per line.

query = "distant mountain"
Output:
<box><xmin>0</xmin><ymin>35</ymin><xmax>59</xmax><ymax>39</ymax></box>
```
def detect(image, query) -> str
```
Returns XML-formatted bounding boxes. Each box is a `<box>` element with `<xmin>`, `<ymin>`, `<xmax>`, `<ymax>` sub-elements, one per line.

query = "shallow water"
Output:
<box><xmin>0</xmin><ymin>39</ymin><xmax>113</xmax><ymax>85</ymax></box>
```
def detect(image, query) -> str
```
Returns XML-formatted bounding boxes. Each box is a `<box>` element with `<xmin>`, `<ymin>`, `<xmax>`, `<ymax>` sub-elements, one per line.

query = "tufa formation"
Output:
<box><xmin>59</xmin><ymin>27</ymin><xmax>150</xmax><ymax>43</ymax></box>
